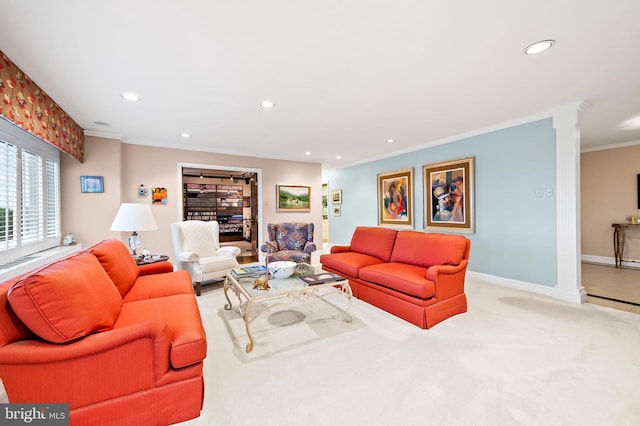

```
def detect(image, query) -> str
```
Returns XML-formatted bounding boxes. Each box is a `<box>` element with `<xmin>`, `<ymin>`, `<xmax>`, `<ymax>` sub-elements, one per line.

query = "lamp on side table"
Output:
<box><xmin>110</xmin><ymin>203</ymin><xmax>158</xmax><ymax>257</ymax></box>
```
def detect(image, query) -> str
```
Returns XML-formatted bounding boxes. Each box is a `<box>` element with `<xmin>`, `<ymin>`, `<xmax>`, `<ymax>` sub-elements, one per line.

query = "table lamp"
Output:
<box><xmin>110</xmin><ymin>203</ymin><xmax>158</xmax><ymax>256</ymax></box>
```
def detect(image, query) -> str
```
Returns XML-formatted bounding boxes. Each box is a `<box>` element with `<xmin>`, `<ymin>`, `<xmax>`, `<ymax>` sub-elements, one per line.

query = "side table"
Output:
<box><xmin>611</xmin><ymin>223</ymin><xmax>640</xmax><ymax>267</ymax></box>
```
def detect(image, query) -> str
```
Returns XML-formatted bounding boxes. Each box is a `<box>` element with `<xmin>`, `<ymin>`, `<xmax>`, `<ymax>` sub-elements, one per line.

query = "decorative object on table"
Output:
<box><xmin>260</xmin><ymin>222</ymin><xmax>316</xmax><ymax>263</ymax></box>
<box><xmin>267</xmin><ymin>261</ymin><xmax>297</xmax><ymax>279</ymax></box>
<box><xmin>231</xmin><ymin>264</ymin><xmax>267</xmax><ymax>277</ymax></box>
<box><xmin>294</xmin><ymin>263</ymin><xmax>315</xmax><ymax>277</ymax></box>
<box><xmin>423</xmin><ymin>156</ymin><xmax>475</xmax><ymax>234</ymax></box>
<box><xmin>252</xmin><ymin>278</ymin><xmax>270</xmax><ymax>290</ymax></box>
<box><xmin>62</xmin><ymin>232</ymin><xmax>76</xmax><ymax>246</ymax></box>
<box><xmin>301</xmin><ymin>272</ymin><xmax>344</xmax><ymax>285</ymax></box>
<box><xmin>377</xmin><ymin>168</ymin><xmax>413</xmax><ymax>227</ymax></box>
<box><xmin>80</xmin><ymin>175</ymin><xmax>104</xmax><ymax>193</ymax></box>
<box><xmin>276</xmin><ymin>184</ymin><xmax>310</xmax><ymax>211</ymax></box>
<box><xmin>110</xmin><ymin>203</ymin><xmax>158</xmax><ymax>256</ymax></box>
<box><xmin>331</xmin><ymin>189</ymin><xmax>342</xmax><ymax>205</ymax></box>
<box><xmin>152</xmin><ymin>187</ymin><xmax>168</xmax><ymax>205</ymax></box>
<box><xmin>626</xmin><ymin>215</ymin><xmax>640</xmax><ymax>224</ymax></box>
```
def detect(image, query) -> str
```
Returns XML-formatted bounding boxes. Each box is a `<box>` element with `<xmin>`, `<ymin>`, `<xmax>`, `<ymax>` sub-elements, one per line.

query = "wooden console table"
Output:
<box><xmin>611</xmin><ymin>223</ymin><xmax>640</xmax><ymax>267</ymax></box>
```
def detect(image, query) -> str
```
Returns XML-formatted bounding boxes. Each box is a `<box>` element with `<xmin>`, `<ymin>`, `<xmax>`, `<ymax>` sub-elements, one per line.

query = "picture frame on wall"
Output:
<box><xmin>333</xmin><ymin>206</ymin><xmax>341</xmax><ymax>216</ymax></box>
<box><xmin>80</xmin><ymin>176</ymin><xmax>104</xmax><ymax>193</ymax></box>
<box><xmin>377</xmin><ymin>168</ymin><xmax>413</xmax><ymax>227</ymax></box>
<box><xmin>277</xmin><ymin>184</ymin><xmax>311</xmax><ymax>211</ymax></box>
<box><xmin>331</xmin><ymin>189</ymin><xmax>342</xmax><ymax>205</ymax></box>
<box><xmin>423</xmin><ymin>156</ymin><xmax>475</xmax><ymax>233</ymax></box>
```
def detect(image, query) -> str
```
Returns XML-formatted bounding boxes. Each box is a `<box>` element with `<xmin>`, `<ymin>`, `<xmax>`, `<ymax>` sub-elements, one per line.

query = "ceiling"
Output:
<box><xmin>1</xmin><ymin>1</ymin><xmax>639</xmax><ymax>170</ymax></box>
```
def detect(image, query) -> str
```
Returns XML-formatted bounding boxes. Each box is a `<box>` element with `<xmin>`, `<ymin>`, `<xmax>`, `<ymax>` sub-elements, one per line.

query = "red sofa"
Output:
<box><xmin>320</xmin><ymin>227</ymin><xmax>470</xmax><ymax>328</ymax></box>
<box><xmin>0</xmin><ymin>239</ymin><xmax>207</xmax><ymax>425</ymax></box>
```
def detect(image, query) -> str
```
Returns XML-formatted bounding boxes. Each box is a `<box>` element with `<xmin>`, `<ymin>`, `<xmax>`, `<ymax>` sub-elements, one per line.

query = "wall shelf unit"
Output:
<box><xmin>183</xmin><ymin>183</ymin><xmax>244</xmax><ymax>236</ymax></box>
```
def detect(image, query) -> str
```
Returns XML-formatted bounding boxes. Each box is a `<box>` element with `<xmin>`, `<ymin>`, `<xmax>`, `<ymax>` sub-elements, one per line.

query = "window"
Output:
<box><xmin>0</xmin><ymin>118</ymin><xmax>61</xmax><ymax>263</ymax></box>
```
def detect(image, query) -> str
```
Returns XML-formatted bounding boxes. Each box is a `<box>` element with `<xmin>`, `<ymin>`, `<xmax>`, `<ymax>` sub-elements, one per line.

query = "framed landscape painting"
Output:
<box><xmin>377</xmin><ymin>168</ymin><xmax>413</xmax><ymax>227</ymax></box>
<box><xmin>423</xmin><ymin>156</ymin><xmax>474</xmax><ymax>233</ymax></box>
<box><xmin>277</xmin><ymin>184</ymin><xmax>310</xmax><ymax>211</ymax></box>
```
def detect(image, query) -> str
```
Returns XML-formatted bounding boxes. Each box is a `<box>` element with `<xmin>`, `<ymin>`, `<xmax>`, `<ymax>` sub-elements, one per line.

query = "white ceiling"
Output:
<box><xmin>1</xmin><ymin>1</ymin><xmax>639</xmax><ymax>170</ymax></box>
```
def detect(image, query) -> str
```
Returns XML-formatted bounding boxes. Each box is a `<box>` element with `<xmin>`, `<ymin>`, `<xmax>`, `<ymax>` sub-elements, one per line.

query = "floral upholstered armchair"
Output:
<box><xmin>260</xmin><ymin>223</ymin><xmax>317</xmax><ymax>263</ymax></box>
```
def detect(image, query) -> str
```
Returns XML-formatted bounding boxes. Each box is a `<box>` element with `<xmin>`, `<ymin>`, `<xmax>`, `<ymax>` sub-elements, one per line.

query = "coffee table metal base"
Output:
<box><xmin>224</xmin><ymin>275</ymin><xmax>352</xmax><ymax>353</ymax></box>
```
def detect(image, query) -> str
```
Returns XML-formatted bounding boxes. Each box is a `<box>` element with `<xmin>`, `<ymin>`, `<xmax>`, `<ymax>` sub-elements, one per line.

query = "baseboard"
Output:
<box><xmin>581</xmin><ymin>254</ymin><xmax>640</xmax><ymax>269</ymax></box>
<box><xmin>466</xmin><ymin>270</ymin><xmax>556</xmax><ymax>297</ymax></box>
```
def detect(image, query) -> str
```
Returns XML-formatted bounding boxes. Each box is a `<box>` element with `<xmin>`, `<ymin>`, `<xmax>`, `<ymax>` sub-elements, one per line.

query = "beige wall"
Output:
<box><xmin>581</xmin><ymin>144</ymin><xmax>640</xmax><ymax>262</ymax></box>
<box><xmin>61</xmin><ymin>136</ymin><xmax>323</xmax><ymax>262</ymax></box>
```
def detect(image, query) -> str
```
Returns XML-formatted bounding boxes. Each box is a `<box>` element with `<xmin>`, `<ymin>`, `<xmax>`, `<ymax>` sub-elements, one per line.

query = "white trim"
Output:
<box><xmin>581</xmin><ymin>139</ymin><xmax>640</xmax><ymax>153</ymax></box>
<box><xmin>467</xmin><ymin>270</ymin><xmax>555</xmax><ymax>297</ymax></box>
<box><xmin>176</xmin><ymin>162</ymin><xmax>264</xmax><ymax>255</ymax></box>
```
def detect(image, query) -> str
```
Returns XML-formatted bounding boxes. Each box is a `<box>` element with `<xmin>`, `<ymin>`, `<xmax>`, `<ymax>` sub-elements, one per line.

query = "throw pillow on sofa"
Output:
<box><xmin>7</xmin><ymin>252</ymin><xmax>122</xmax><ymax>343</ymax></box>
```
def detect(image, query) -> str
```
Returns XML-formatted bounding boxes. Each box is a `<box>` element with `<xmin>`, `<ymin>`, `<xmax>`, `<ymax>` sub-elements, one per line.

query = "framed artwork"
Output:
<box><xmin>333</xmin><ymin>206</ymin><xmax>341</xmax><ymax>216</ymax></box>
<box><xmin>377</xmin><ymin>168</ymin><xmax>413</xmax><ymax>227</ymax></box>
<box><xmin>423</xmin><ymin>156</ymin><xmax>475</xmax><ymax>233</ymax></box>
<box><xmin>277</xmin><ymin>184</ymin><xmax>310</xmax><ymax>211</ymax></box>
<box><xmin>152</xmin><ymin>187</ymin><xmax>168</xmax><ymax>205</ymax></box>
<box><xmin>80</xmin><ymin>176</ymin><xmax>104</xmax><ymax>193</ymax></box>
<box><xmin>331</xmin><ymin>189</ymin><xmax>342</xmax><ymax>205</ymax></box>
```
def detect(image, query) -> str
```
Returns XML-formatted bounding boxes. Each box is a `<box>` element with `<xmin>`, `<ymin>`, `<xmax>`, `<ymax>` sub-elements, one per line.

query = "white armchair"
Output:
<box><xmin>171</xmin><ymin>220</ymin><xmax>241</xmax><ymax>296</ymax></box>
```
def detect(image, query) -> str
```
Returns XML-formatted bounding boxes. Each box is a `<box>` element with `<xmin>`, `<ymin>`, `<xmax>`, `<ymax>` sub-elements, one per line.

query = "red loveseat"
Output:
<box><xmin>0</xmin><ymin>239</ymin><xmax>207</xmax><ymax>425</ymax></box>
<box><xmin>320</xmin><ymin>227</ymin><xmax>470</xmax><ymax>328</ymax></box>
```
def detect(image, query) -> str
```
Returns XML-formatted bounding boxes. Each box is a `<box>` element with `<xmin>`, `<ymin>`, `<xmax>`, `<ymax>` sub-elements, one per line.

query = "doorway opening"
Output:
<box><xmin>180</xmin><ymin>165</ymin><xmax>261</xmax><ymax>264</ymax></box>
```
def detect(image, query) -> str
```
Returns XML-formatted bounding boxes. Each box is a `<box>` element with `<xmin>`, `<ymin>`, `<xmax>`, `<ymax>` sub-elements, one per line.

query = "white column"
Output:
<box><xmin>551</xmin><ymin>102</ymin><xmax>589</xmax><ymax>303</ymax></box>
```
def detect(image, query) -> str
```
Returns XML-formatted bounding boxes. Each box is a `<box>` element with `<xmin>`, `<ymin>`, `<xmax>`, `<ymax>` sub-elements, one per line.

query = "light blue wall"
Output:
<box><xmin>326</xmin><ymin>118</ymin><xmax>557</xmax><ymax>287</ymax></box>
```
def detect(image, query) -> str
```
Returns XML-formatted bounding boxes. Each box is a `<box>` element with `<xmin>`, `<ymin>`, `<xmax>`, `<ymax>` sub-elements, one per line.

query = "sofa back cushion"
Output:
<box><xmin>390</xmin><ymin>231</ymin><xmax>469</xmax><ymax>268</ymax></box>
<box><xmin>89</xmin><ymin>239</ymin><xmax>140</xmax><ymax>297</ymax></box>
<box><xmin>350</xmin><ymin>227</ymin><xmax>398</xmax><ymax>261</ymax></box>
<box><xmin>7</xmin><ymin>252</ymin><xmax>122</xmax><ymax>343</ymax></box>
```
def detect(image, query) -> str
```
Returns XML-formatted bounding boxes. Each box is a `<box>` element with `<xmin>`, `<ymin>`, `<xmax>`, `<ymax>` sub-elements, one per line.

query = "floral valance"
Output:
<box><xmin>0</xmin><ymin>51</ymin><xmax>84</xmax><ymax>162</ymax></box>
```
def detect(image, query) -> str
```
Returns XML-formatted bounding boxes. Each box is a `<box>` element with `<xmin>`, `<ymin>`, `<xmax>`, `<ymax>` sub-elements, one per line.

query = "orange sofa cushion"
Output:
<box><xmin>89</xmin><ymin>239</ymin><xmax>140</xmax><ymax>297</ymax></box>
<box><xmin>390</xmin><ymin>231</ymin><xmax>467</xmax><ymax>268</ymax></box>
<box><xmin>350</xmin><ymin>226</ymin><xmax>398</xmax><ymax>261</ymax></box>
<box><xmin>7</xmin><ymin>252</ymin><xmax>122</xmax><ymax>343</ymax></box>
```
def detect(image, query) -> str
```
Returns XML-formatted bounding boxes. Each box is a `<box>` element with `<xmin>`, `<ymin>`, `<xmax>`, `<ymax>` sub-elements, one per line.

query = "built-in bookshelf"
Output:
<box><xmin>183</xmin><ymin>183</ymin><xmax>243</xmax><ymax>236</ymax></box>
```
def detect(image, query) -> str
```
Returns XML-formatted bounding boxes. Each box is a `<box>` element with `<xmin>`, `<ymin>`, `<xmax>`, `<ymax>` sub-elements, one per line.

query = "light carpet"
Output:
<box><xmin>180</xmin><ymin>278</ymin><xmax>640</xmax><ymax>426</ymax></box>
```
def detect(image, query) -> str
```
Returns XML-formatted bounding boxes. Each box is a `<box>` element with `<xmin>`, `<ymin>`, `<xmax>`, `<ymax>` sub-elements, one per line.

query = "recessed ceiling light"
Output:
<box><xmin>304</xmin><ymin>151</ymin><xmax>311</xmax><ymax>156</ymax></box>
<box><xmin>121</xmin><ymin>92</ymin><xmax>140</xmax><ymax>102</ymax></box>
<box><xmin>335</xmin><ymin>155</ymin><xmax>342</xmax><ymax>160</ymax></box>
<box><xmin>180</xmin><ymin>133</ymin><xmax>191</xmax><ymax>138</ymax></box>
<box><xmin>260</xmin><ymin>100</ymin><xmax>275</xmax><ymax>108</ymax></box>
<box><xmin>523</xmin><ymin>40</ymin><xmax>555</xmax><ymax>55</ymax></box>
<box><xmin>386</xmin><ymin>138</ymin><xmax>395</xmax><ymax>144</ymax></box>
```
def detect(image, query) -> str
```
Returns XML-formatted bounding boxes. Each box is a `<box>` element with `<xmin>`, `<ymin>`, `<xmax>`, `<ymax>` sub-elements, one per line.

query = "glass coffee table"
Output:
<box><xmin>224</xmin><ymin>264</ymin><xmax>352</xmax><ymax>353</ymax></box>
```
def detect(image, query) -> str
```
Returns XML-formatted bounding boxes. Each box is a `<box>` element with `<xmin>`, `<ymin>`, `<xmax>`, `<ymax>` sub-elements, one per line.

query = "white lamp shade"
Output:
<box><xmin>110</xmin><ymin>203</ymin><xmax>158</xmax><ymax>232</ymax></box>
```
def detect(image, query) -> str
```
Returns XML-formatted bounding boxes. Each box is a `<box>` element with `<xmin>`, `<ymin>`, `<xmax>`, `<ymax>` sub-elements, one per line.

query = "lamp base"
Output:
<box><xmin>128</xmin><ymin>232</ymin><xmax>141</xmax><ymax>256</ymax></box>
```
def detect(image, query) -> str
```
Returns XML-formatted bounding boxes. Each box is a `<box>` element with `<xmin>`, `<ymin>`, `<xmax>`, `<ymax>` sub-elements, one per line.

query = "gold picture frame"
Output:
<box><xmin>377</xmin><ymin>168</ymin><xmax>413</xmax><ymax>227</ymax></box>
<box><xmin>277</xmin><ymin>184</ymin><xmax>310</xmax><ymax>211</ymax></box>
<box><xmin>423</xmin><ymin>156</ymin><xmax>474</xmax><ymax>233</ymax></box>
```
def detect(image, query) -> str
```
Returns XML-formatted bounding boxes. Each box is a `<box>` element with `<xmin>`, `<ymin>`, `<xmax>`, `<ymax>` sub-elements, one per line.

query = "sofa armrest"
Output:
<box><xmin>330</xmin><ymin>245</ymin><xmax>351</xmax><ymax>254</ymax></box>
<box><xmin>177</xmin><ymin>251</ymin><xmax>199</xmax><ymax>262</ymax></box>
<box><xmin>138</xmin><ymin>261</ymin><xmax>174</xmax><ymax>275</ymax></box>
<box><xmin>218</xmin><ymin>246</ymin><xmax>241</xmax><ymax>257</ymax></box>
<box><xmin>0</xmin><ymin>322</ymin><xmax>174</xmax><ymax>406</ymax></box>
<box><xmin>260</xmin><ymin>241</ymin><xmax>278</xmax><ymax>253</ymax></box>
<box><xmin>426</xmin><ymin>259</ymin><xmax>469</xmax><ymax>301</ymax></box>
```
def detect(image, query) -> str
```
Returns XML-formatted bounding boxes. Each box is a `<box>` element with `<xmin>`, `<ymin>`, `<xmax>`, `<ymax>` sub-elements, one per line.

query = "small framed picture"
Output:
<box><xmin>80</xmin><ymin>176</ymin><xmax>104</xmax><ymax>193</ymax></box>
<box><xmin>331</xmin><ymin>189</ymin><xmax>342</xmax><ymax>205</ymax></box>
<box><xmin>333</xmin><ymin>206</ymin><xmax>341</xmax><ymax>216</ymax></box>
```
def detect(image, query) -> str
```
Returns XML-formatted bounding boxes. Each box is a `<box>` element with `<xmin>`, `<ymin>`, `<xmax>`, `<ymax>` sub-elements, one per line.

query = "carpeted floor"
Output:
<box><xmin>179</xmin><ymin>277</ymin><xmax>640</xmax><ymax>426</ymax></box>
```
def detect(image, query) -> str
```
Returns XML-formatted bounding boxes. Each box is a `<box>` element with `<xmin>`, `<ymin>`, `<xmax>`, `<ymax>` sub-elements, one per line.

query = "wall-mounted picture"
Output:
<box><xmin>333</xmin><ymin>206</ymin><xmax>341</xmax><ymax>216</ymax></box>
<box><xmin>331</xmin><ymin>189</ymin><xmax>342</xmax><ymax>205</ymax></box>
<box><xmin>423</xmin><ymin>156</ymin><xmax>475</xmax><ymax>233</ymax></box>
<box><xmin>377</xmin><ymin>168</ymin><xmax>413</xmax><ymax>227</ymax></box>
<box><xmin>80</xmin><ymin>176</ymin><xmax>104</xmax><ymax>193</ymax></box>
<box><xmin>277</xmin><ymin>184</ymin><xmax>310</xmax><ymax>211</ymax></box>
<box><xmin>152</xmin><ymin>187</ymin><xmax>168</xmax><ymax>205</ymax></box>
